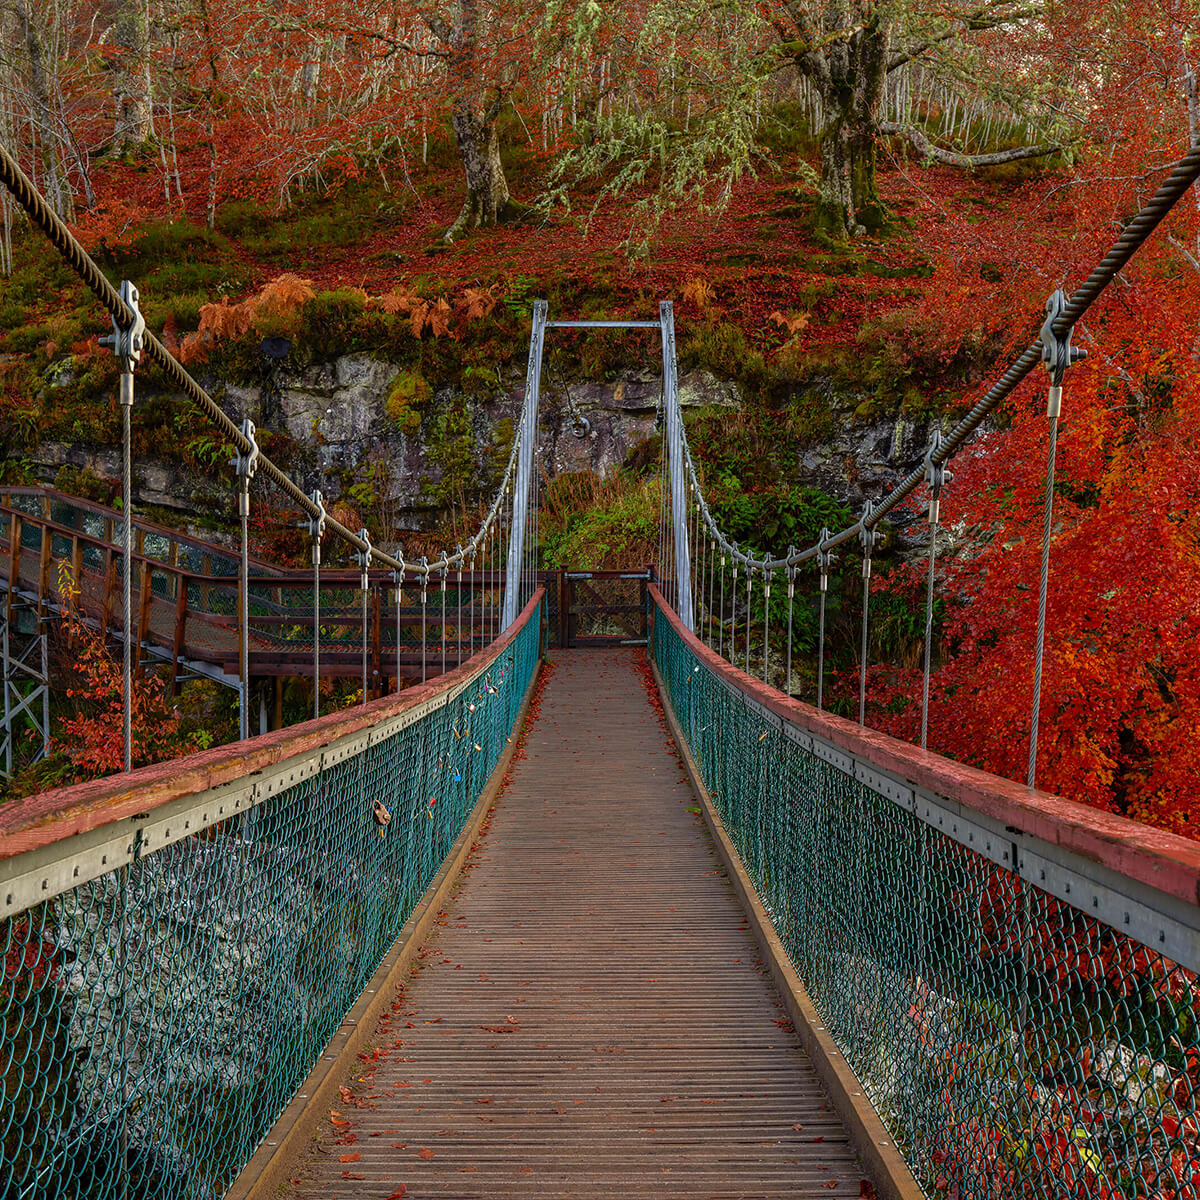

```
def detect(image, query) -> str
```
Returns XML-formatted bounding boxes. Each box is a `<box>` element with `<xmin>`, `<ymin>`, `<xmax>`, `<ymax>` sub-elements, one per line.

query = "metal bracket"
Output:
<box><xmin>858</xmin><ymin>503</ymin><xmax>880</xmax><ymax>579</ymax></box>
<box><xmin>817</xmin><ymin>527</ymin><xmax>834</xmax><ymax>593</ymax></box>
<box><xmin>1040</xmin><ymin>288</ymin><xmax>1087</xmax><ymax>413</ymax></box>
<box><xmin>100</xmin><ymin>280</ymin><xmax>146</xmax><ymax>376</ymax></box>
<box><xmin>786</xmin><ymin>546</ymin><xmax>797</xmax><ymax>598</ymax></box>
<box><xmin>356</xmin><ymin>529</ymin><xmax>373</xmax><ymax>586</ymax></box>
<box><xmin>232</xmin><ymin>418</ymin><xmax>259</xmax><ymax>517</ymax></box>
<box><xmin>923</xmin><ymin>431</ymin><xmax>952</xmax><ymax>525</ymax></box>
<box><xmin>308</xmin><ymin>489</ymin><xmax>326</xmax><ymax>566</ymax></box>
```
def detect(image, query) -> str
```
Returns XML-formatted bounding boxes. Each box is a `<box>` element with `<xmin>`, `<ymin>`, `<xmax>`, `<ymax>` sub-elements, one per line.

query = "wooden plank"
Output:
<box><xmin>7</xmin><ymin>513</ymin><xmax>19</xmax><ymax>621</ymax></box>
<box><xmin>70</xmin><ymin>535</ymin><xmax>82</xmax><ymax>596</ymax></box>
<box><xmin>284</xmin><ymin>649</ymin><xmax>864</xmax><ymax>1200</ymax></box>
<box><xmin>37</xmin><ymin>525</ymin><xmax>50</xmax><ymax>608</ymax></box>
<box><xmin>171</xmin><ymin>577</ymin><xmax>188</xmax><ymax>696</ymax></box>
<box><xmin>99</xmin><ymin>548</ymin><xmax>114</xmax><ymax>637</ymax></box>
<box><xmin>135</xmin><ymin>560</ymin><xmax>152</xmax><ymax>671</ymax></box>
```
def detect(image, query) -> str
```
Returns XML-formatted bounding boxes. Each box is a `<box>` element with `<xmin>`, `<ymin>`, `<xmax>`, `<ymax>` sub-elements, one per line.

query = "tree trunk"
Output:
<box><xmin>444</xmin><ymin>106</ymin><xmax>513</xmax><ymax>241</ymax></box>
<box><xmin>112</xmin><ymin>0</ymin><xmax>152</xmax><ymax>155</ymax></box>
<box><xmin>807</xmin><ymin>17</ymin><xmax>888</xmax><ymax>240</ymax></box>
<box><xmin>18</xmin><ymin>0</ymin><xmax>72</xmax><ymax>219</ymax></box>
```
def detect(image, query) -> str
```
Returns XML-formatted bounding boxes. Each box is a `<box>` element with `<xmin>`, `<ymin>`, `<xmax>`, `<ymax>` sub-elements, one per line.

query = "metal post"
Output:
<box><xmin>921</xmin><ymin>436</ymin><xmax>949</xmax><ymax>750</ymax></box>
<box><xmin>1029</xmin><ymin>290</ymin><xmax>1085</xmax><ymax>787</ymax></box>
<box><xmin>660</xmin><ymin>301</ymin><xmax>693</xmax><ymax>630</ymax></box>
<box><xmin>440</xmin><ymin>567</ymin><xmax>447</xmax><ymax>676</ymax></box>
<box><xmin>718</xmin><ymin>554</ymin><xmax>725</xmax><ymax>659</ymax></box>
<box><xmin>309</xmin><ymin>490</ymin><xmax>325</xmax><ymax>721</ymax></box>
<box><xmin>859</xmin><ymin>504</ymin><xmax>878</xmax><ymax>727</ymax></box>
<box><xmin>466</xmin><ymin>551</ymin><xmax>476</xmax><ymax>658</ymax></box>
<box><xmin>357</xmin><ymin>529</ymin><xmax>372</xmax><ymax>705</ymax></box>
<box><xmin>744</xmin><ymin>567</ymin><xmax>752</xmax><ymax>675</ymax></box>
<box><xmin>456</xmin><ymin>549</ymin><xmax>464</xmax><ymax>667</ymax></box>
<box><xmin>503</xmin><ymin>301</ymin><xmax>547</xmax><ymax>628</ymax></box>
<box><xmin>100</xmin><ymin>280</ymin><xmax>145</xmax><ymax>773</ymax></box>
<box><xmin>420</xmin><ymin>556</ymin><xmax>429</xmax><ymax>684</ymax></box>
<box><xmin>786</xmin><ymin>549</ymin><xmax>796</xmax><ymax>698</ymax></box>
<box><xmin>817</xmin><ymin>529</ymin><xmax>833</xmax><ymax>711</ymax></box>
<box><xmin>730</xmin><ymin>562</ymin><xmax>738</xmax><ymax>664</ymax></box>
<box><xmin>762</xmin><ymin>571</ymin><xmax>771</xmax><ymax>685</ymax></box>
<box><xmin>2</xmin><ymin>615</ymin><xmax>10</xmax><ymax>776</ymax></box>
<box><xmin>393</xmin><ymin>564</ymin><xmax>404</xmax><ymax>691</ymax></box>
<box><xmin>233</xmin><ymin>419</ymin><xmax>259</xmax><ymax>742</ymax></box>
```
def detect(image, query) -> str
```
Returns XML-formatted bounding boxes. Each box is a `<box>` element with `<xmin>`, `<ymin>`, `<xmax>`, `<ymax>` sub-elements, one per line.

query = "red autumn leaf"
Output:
<box><xmin>338</xmin><ymin>1152</ymin><xmax>362</xmax><ymax>1162</ymax></box>
<box><xmin>387</xmin><ymin>1190</ymin><xmax>408</xmax><ymax>1200</ymax></box>
<box><xmin>418</xmin><ymin>1148</ymin><xmax>436</xmax><ymax>1160</ymax></box>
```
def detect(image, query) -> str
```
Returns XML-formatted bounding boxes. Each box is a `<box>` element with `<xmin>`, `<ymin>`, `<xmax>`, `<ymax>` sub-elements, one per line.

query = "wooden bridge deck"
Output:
<box><xmin>287</xmin><ymin>648</ymin><xmax>864</xmax><ymax>1199</ymax></box>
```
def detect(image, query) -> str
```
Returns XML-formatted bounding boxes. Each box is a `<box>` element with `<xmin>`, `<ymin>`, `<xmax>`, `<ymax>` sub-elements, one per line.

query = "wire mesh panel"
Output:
<box><xmin>1</xmin><ymin>597</ymin><xmax>542</xmax><ymax>1200</ymax></box>
<box><xmin>653</xmin><ymin>599</ymin><xmax>1200</xmax><ymax>1200</ymax></box>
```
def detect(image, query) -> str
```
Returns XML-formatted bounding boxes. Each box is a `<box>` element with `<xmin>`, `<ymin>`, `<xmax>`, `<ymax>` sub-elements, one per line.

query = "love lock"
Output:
<box><xmin>372</xmin><ymin>799</ymin><xmax>392</xmax><ymax>837</ymax></box>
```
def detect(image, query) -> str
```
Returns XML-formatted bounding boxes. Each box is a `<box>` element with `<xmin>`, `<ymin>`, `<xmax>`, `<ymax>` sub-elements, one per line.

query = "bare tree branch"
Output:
<box><xmin>880</xmin><ymin>121</ymin><xmax>1059</xmax><ymax>166</ymax></box>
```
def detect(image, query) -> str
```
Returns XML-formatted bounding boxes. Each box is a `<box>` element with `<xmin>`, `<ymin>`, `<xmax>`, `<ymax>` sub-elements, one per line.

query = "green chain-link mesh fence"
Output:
<box><xmin>1</xmin><ymin>595</ymin><xmax>542</xmax><ymax>1199</ymax></box>
<box><xmin>654</xmin><ymin>600</ymin><xmax>1199</xmax><ymax>1199</ymax></box>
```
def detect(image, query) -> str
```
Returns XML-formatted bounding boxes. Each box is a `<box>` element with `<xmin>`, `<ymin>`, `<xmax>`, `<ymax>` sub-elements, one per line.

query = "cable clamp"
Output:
<box><xmin>859</xmin><ymin>502</ymin><xmax>880</xmax><ymax>580</ymax></box>
<box><xmin>307</xmin><ymin>489</ymin><xmax>327</xmax><ymax>539</ymax></box>
<box><xmin>923</xmin><ymin>432</ymin><xmax>952</xmax><ymax>524</ymax></box>
<box><xmin>100</xmin><ymin>280</ymin><xmax>146</xmax><ymax>375</ymax></box>
<box><xmin>420</xmin><ymin>555</ymin><xmax>430</xmax><ymax>600</ymax></box>
<box><xmin>1040</xmin><ymin>289</ymin><xmax>1086</xmax><ymax>414</ymax></box>
<box><xmin>817</xmin><ymin>527</ymin><xmax>835</xmax><ymax>593</ymax></box>
<box><xmin>786</xmin><ymin>545</ymin><xmax>797</xmax><ymax>597</ymax></box>
<box><xmin>232</xmin><ymin>419</ymin><xmax>259</xmax><ymax>517</ymax></box>
<box><xmin>356</xmin><ymin>528</ymin><xmax>373</xmax><ymax>587</ymax></box>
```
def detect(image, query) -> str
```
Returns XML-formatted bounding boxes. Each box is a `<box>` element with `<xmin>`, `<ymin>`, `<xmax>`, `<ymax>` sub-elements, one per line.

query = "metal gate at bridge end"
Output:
<box><xmin>547</xmin><ymin>569</ymin><xmax>650</xmax><ymax>647</ymax></box>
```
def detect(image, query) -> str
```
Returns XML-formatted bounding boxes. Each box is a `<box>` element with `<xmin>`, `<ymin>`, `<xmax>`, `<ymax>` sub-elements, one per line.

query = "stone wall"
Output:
<box><xmin>31</xmin><ymin>352</ymin><xmax>967</xmax><ymax>554</ymax></box>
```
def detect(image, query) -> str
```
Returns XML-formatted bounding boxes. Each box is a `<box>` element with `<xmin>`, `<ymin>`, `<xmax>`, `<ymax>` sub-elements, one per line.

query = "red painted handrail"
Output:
<box><xmin>650</xmin><ymin>585</ymin><xmax>1200</xmax><ymax>909</ymax></box>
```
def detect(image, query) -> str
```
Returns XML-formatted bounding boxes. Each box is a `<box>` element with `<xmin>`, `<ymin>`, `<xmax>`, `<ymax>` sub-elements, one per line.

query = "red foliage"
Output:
<box><xmin>51</xmin><ymin>567</ymin><xmax>194</xmax><ymax>777</ymax></box>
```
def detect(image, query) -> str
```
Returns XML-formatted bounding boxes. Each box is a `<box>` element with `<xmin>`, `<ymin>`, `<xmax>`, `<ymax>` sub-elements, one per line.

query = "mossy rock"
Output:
<box><xmin>386</xmin><ymin>370</ymin><xmax>432</xmax><ymax>433</ymax></box>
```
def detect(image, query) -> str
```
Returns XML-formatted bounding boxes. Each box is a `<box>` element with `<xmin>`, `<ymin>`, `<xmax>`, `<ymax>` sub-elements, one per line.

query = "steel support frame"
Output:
<box><xmin>502</xmin><ymin>301</ymin><xmax>547</xmax><ymax>629</ymax></box>
<box><xmin>659</xmin><ymin>302</ymin><xmax>693</xmax><ymax>631</ymax></box>
<box><xmin>501</xmin><ymin>301</ymin><xmax>692</xmax><ymax>631</ymax></box>
<box><xmin>0</xmin><ymin>604</ymin><xmax>48</xmax><ymax>776</ymax></box>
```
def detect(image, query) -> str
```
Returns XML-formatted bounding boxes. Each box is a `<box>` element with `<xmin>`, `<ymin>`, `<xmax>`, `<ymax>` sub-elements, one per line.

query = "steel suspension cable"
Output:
<box><xmin>121</xmin><ymin>363</ymin><xmax>133</xmax><ymax>771</ymax></box>
<box><xmin>668</xmin><ymin>142</ymin><xmax>1200</xmax><ymax>576</ymax></box>
<box><xmin>0</xmin><ymin>140</ymin><xmax>529</xmax><ymax>596</ymax></box>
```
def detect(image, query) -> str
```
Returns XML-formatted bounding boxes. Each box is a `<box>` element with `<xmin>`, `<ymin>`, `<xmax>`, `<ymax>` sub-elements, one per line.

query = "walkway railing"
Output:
<box><xmin>0</xmin><ymin>490</ymin><xmax>516</xmax><ymax>689</ymax></box>
<box><xmin>651</xmin><ymin>586</ymin><xmax>1200</xmax><ymax>1200</ymax></box>
<box><xmin>0</xmin><ymin>589</ymin><xmax>543</xmax><ymax>1200</ymax></box>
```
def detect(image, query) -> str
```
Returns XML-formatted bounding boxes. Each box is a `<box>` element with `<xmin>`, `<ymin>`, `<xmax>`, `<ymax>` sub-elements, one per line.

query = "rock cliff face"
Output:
<box><xmin>32</xmin><ymin>352</ymin><xmax>965</xmax><ymax>551</ymax></box>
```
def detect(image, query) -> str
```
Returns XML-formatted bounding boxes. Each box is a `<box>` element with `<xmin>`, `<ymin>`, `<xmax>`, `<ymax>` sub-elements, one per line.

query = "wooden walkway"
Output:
<box><xmin>288</xmin><ymin>648</ymin><xmax>864</xmax><ymax>1199</ymax></box>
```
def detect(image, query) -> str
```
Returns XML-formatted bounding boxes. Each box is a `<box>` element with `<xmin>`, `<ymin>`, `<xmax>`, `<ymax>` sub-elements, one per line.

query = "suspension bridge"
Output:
<box><xmin>2</xmin><ymin>139</ymin><xmax>1200</xmax><ymax>1200</ymax></box>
